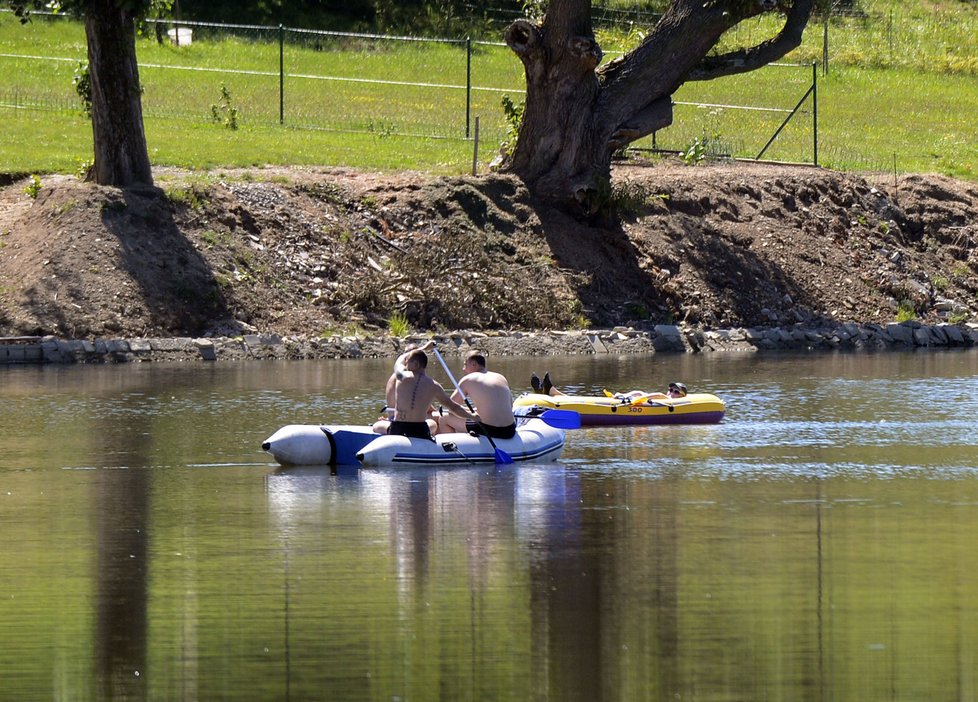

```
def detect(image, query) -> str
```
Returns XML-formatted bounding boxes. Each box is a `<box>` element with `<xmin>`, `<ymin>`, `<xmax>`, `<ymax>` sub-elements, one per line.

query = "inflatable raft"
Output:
<box><xmin>262</xmin><ymin>416</ymin><xmax>566</xmax><ymax>467</ymax></box>
<box><xmin>513</xmin><ymin>392</ymin><xmax>725</xmax><ymax>426</ymax></box>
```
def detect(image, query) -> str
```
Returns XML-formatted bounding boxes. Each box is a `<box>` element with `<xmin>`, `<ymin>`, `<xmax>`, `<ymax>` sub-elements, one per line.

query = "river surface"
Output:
<box><xmin>2</xmin><ymin>350</ymin><xmax>978</xmax><ymax>701</ymax></box>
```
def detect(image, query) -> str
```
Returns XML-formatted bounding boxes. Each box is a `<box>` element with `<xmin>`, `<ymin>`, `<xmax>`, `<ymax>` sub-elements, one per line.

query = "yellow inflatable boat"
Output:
<box><xmin>513</xmin><ymin>392</ymin><xmax>725</xmax><ymax>426</ymax></box>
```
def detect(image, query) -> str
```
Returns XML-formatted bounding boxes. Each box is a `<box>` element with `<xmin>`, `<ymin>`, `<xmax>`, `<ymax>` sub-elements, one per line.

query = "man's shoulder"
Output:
<box><xmin>483</xmin><ymin>371</ymin><xmax>509</xmax><ymax>386</ymax></box>
<box><xmin>422</xmin><ymin>375</ymin><xmax>444</xmax><ymax>391</ymax></box>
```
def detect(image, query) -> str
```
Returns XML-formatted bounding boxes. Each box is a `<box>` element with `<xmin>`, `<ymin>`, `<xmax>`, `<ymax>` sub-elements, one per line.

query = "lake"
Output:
<box><xmin>2</xmin><ymin>349</ymin><xmax>978</xmax><ymax>701</ymax></box>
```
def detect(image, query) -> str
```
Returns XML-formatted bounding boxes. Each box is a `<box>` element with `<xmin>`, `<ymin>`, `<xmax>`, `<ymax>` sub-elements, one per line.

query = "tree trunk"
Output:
<box><xmin>84</xmin><ymin>0</ymin><xmax>153</xmax><ymax>187</ymax></box>
<box><xmin>505</xmin><ymin>0</ymin><xmax>814</xmax><ymax>218</ymax></box>
<box><xmin>504</xmin><ymin>0</ymin><xmax>606</xmax><ymax>216</ymax></box>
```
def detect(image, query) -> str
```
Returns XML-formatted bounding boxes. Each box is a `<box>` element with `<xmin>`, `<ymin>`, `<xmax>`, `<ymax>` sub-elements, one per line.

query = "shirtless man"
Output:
<box><xmin>438</xmin><ymin>351</ymin><xmax>516</xmax><ymax>439</ymax></box>
<box><xmin>372</xmin><ymin>340</ymin><xmax>438</xmax><ymax>435</ymax></box>
<box><xmin>387</xmin><ymin>349</ymin><xmax>478</xmax><ymax>441</ymax></box>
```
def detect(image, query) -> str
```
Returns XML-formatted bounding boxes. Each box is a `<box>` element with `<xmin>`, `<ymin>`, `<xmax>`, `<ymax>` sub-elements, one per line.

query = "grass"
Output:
<box><xmin>388</xmin><ymin>311</ymin><xmax>410</xmax><ymax>337</ymax></box>
<box><xmin>0</xmin><ymin>1</ymin><xmax>977</xmax><ymax>179</ymax></box>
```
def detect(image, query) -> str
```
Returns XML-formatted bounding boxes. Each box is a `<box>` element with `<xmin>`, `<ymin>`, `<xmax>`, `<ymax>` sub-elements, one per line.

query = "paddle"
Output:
<box><xmin>627</xmin><ymin>392</ymin><xmax>671</xmax><ymax>406</ymax></box>
<box><xmin>604</xmin><ymin>389</ymin><xmax>664</xmax><ymax>406</ymax></box>
<box><xmin>513</xmin><ymin>408</ymin><xmax>582</xmax><ymax>430</ymax></box>
<box><xmin>432</xmin><ymin>347</ymin><xmax>514</xmax><ymax>464</ymax></box>
<box><xmin>627</xmin><ymin>393</ymin><xmax>655</xmax><ymax>405</ymax></box>
<box><xmin>626</xmin><ymin>393</ymin><xmax>676</xmax><ymax>412</ymax></box>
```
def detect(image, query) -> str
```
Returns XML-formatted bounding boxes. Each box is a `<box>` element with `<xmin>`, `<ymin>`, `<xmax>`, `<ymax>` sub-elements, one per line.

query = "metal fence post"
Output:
<box><xmin>279</xmin><ymin>24</ymin><xmax>284</xmax><ymax>125</ymax></box>
<box><xmin>472</xmin><ymin>115</ymin><xmax>480</xmax><ymax>175</ymax></box>
<box><xmin>812</xmin><ymin>62</ymin><xmax>818</xmax><ymax>166</ymax></box>
<box><xmin>888</xmin><ymin>8</ymin><xmax>894</xmax><ymax>62</ymax></box>
<box><xmin>465</xmin><ymin>36</ymin><xmax>472</xmax><ymax>139</ymax></box>
<box><xmin>822</xmin><ymin>12</ymin><xmax>829</xmax><ymax>75</ymax></box>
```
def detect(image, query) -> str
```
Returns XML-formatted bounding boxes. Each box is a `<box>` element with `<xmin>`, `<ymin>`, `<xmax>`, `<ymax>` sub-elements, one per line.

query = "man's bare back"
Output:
<box><xmin>458</xmin><ymin>369</ymin><xmax>514</xmax><ymax>427</ymax></box>
<box><xmin>438</xmin><ymin>351</ymin><xmax>515</xmax><ymax>433</ymax></box>
<box><xmin>395</xmin><ymin>350</ymin><xmax>476</xmax><ymax>424</ymax></box>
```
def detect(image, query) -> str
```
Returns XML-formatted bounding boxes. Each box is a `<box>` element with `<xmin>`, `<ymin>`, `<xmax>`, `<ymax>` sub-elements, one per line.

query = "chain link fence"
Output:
<box><xmin>2</xmin><ymin>3</ymin><xmax>975</xmax><ymax>169</ymax></box>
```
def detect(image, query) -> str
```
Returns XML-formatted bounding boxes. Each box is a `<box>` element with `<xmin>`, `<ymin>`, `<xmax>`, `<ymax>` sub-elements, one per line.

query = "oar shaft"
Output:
<box><xmin>432</xmin><ymin>347</ymin><xmax>467</xmax><ymax>404</ymax></box>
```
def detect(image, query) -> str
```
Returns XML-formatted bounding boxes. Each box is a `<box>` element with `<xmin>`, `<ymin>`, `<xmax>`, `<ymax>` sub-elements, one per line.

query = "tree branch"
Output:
<box><xmin>687</xmin><ymin>0</ymin><xmax>816</xmax><ymax>81</ymax></box>
<box><xmin>505</xmin><ymin>18</ymin><xmax>547</xmax><ymax>83</ymax></box>
<box><xmin>608</xmin><ymin>96</ymin><xmax>673</xmax><ymax>151</ymax></box>
<box><xmin>504</xmin><ymin>18</ymin><xmax>543</xmax><ymax>61</ymax></box>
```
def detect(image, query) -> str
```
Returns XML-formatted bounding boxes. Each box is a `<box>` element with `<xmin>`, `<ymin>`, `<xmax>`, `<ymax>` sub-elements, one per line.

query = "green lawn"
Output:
<box><xmin>1</xmin><ymin>2</ymin><xmax>976</xmax><ymax>179</ymax></box>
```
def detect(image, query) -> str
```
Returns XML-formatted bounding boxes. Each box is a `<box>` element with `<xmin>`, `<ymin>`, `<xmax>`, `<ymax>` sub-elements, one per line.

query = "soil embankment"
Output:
<box><xmin>1</xmin><ymin>160</ymin><xmax>977</xmax><ymax>360</ymax></box>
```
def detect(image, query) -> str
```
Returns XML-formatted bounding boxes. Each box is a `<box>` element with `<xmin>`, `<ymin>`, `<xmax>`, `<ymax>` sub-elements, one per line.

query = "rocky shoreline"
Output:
<box><xmin>2</xmin><ymin>320</ymin><xmax>977</xmax><ymax>365</ymax></box>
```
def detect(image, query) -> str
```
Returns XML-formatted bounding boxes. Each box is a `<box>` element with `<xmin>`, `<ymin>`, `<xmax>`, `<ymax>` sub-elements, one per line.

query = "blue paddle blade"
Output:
<box><xmin>515</xmin><ymin>408</ymin><xmax>581</xmax><ymax>430</ymax></box>
<box><xmin>540</xmin><ymin>409</ymin><xmax>581</xmax><ymax>429</ymax></box>
<box><xmin>494</xmin><ymin>448</ymin><xmax>515</xmax><ymax>464</ymax></box>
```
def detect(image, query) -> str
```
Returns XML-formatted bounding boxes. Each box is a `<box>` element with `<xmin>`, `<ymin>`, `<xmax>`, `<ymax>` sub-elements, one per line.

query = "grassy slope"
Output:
<box><xmin>0</xmin><ymin>0</ymin><xmax>976</xmax><ymax>179</ymax></box>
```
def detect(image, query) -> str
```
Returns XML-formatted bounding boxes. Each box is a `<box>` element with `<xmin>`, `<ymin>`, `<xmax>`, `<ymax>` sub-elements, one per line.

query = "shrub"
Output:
<box><xmin>23</xmin><ymin>174</ymin><xmax>42</xmax><ymax>200</ymax></box>
<box><xmin>388</xmin><ymin>311</ymin><xmax>410</xmax><ymax>337</ymax></box>
<box><xmin>895</xmin><ymin>300</ymin><xmax>916</xmax><ymax>322</ymax></box>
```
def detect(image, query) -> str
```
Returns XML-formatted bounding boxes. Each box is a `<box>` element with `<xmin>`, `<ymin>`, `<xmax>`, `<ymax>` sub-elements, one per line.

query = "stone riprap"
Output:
<box><xmin>2</xmin><ymin>321</ymin><xmax>977</xmax><ymax>365</ymax></box>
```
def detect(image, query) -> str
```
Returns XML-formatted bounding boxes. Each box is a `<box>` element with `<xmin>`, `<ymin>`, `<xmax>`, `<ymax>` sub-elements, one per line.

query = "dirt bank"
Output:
<box><xmin>1</xmin><ymin>159</ymin><xmax>976</xmax><ymax>341</ymax></box>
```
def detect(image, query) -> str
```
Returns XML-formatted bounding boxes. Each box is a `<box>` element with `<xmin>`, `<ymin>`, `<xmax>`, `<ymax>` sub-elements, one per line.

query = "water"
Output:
<box><xmin>2</xmin><ymin>350</ymin><xmax>978</xmax><ymax>701</ymax></box>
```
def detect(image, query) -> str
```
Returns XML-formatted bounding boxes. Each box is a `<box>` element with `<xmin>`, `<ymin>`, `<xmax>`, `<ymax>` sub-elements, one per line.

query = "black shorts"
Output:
<box><xmin>465</xmin><ymin>420</ymin><xmax>517</xmax><ymax>440</ymax></box>
<box><xmin>387</xmin><ymin>420</ymin><xmax>433</xmax><ymax>441</ymax></box>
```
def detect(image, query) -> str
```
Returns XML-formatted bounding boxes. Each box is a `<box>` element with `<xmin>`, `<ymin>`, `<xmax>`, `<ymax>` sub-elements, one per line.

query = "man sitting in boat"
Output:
<box><xmin>531</xmin><ymin>373</ymin><xmax>688</xmax><ymax>400</ymax></box>
<box><xmin>438</xmin><ymin>351</ymin><xmax>517</xmax><ymax>439</ymax></box>
<box><xmin>386</xmin><ymin>349</ymin><xmax>478</xmax><ymax>440</ymax></box>
<box><xmin>373</xmin><ymin>340</ymin><xmax>441</xmax><ymax>436</ymax></box>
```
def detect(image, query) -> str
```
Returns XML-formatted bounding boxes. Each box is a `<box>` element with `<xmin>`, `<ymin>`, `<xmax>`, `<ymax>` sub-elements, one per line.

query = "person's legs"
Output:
<box><xmin>539</xmin><ymin>372</ymin><xmax>567</xmax><ymax>396</ymax></box>
<box><xmin>437</xmin><ymin>412</ymin><xmax>468</xmax><ymax>434</ymax></box>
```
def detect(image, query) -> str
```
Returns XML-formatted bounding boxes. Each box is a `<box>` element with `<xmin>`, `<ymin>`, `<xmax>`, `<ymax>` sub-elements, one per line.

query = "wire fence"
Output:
<box><xmin>461</xmin><ymin>1</ymin><xmax>978</xmax><ymax>74</ymax></box>
<box><xmin>0</xmin><ymin>10</ymin><xmax>824</xmax><ymax>167</ymax></box>
<box><xmin>5</xmin><ymin>3</ymin><xmax>974</xmax><ymax>170</ymax></box>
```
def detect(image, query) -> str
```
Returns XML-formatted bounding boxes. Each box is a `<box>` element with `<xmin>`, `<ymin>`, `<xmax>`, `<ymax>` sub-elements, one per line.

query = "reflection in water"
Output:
<box><xmin>816</xmin><ymin>483</ymin><xmax>825</xmax><ymax>702</ymax></box>
<box><xmin>3</xmin><ymin>351</ymin><xmax>978</xmax><ymax>699</ymax></box>
<box><xmin>95</xmin><ymin>414</ymin><xmax>151</xmax><ymax>701</ymax></box>
<box><xmin>96</xmin><ymin>465</ymin><xmax>149</xmax><ymax>701</ymax></box>
<box><xmin>267</xmin><ymin>466</ymin><xmax>599</xmax><ymax>698</ymax></box>
<box><xmin>522</xmin><ymin>467</ymin><xmax>600</xmax><ymax>701</ymax></box>
<box><xmin>265</xmin><ymin>467</ymin><xmax>690</xmax><ymax>700</ymax></box>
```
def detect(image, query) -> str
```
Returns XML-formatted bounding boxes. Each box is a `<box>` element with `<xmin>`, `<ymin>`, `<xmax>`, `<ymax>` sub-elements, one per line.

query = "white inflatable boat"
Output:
<box><xmin>262</xmin><ymin>410</ymin><xmax>578</xmax><ymax>467</ymax></box>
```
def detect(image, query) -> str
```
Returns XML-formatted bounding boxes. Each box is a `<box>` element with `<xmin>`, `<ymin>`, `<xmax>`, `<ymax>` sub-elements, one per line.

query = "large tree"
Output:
<box><xmin>9</xmin><ymin>0</ymin><xmax>156</xmax><ymax>187</ymax></box>
<box><xmin>504</xmin><ymin>0</ymin><xmax>816</xmax><ymax>217</ymax></box>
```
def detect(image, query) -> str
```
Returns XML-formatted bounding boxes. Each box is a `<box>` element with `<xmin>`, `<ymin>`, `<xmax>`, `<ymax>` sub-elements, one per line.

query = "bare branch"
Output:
<box><xmin>687</xmin><ymin>0</ymin><xmax>816</xmax><ymax>81</ymax></box>
<box><xmin>608</xmin><ymin>97</ymin><xmax>673</xmax><ymax>151</ymax></box>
